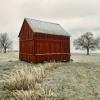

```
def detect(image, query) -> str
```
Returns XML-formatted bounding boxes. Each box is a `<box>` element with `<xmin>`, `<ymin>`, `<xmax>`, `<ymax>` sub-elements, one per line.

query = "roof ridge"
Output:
<box><xmin>25</xmin><ymin>18</ymin><xmax>60</xmax><ymax>25</ymax></box>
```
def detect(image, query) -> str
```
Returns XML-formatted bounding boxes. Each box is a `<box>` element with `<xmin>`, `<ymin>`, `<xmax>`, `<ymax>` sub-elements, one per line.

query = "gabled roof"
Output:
<box><xmin>25</xmin><ymin>18</ymin><xmax>69</xmax><ymax>36</ymax></box>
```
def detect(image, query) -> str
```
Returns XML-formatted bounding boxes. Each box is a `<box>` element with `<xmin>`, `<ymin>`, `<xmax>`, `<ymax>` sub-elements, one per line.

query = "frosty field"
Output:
<box><xmin>0</xmin><ymin>52</ymin><xmax>100</xmax><ymax>100</ymax></box>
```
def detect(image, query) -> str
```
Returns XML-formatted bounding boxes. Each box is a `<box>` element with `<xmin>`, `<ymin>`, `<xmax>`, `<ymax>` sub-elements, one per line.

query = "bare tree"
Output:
<box><xmin>73</xmin><ymin>32</ymin><xmax>99</xmax><ymax>55</ymax></box>
<box><xmin>0</xmin><ymin>33</ymin><xmax>12</xmax><ymax>53</ymax></box>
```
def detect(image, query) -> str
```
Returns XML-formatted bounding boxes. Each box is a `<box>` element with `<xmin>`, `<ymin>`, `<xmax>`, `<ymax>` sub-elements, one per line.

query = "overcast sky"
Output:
<box><xmin>0</xmin><ymin>0</ymin><xmax>100</xmax><ymax>52</ymax></box>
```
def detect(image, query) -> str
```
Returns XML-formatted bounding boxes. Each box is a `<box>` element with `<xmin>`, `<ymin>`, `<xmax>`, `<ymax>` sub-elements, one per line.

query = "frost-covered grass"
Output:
<box><xmin>1</xmin><ymin>65</ymin><xmax>56</xmax><ymax>100</ymax></box>
<box><xmin>42</xmin><ymin>53</ymin><xmax>100</xmax><ymax>100</ymax></box>
<box><xmin>0</xmin><ymin>52</ymin><xmax>18</xmax><ymax>62</ymax></box>
<box><xmin>0</xmin><ymin>52</ymin><xmax>100</xmax><ymax>100</ymax></box>
<box><xmin>0</xmin><ymin>52</ymin><xmax>59</xmax><ymax>99</ymax></box>
<box><xmin>72</xmin><ymin>53</ymin><xmax>100</xmax><ymax>63</ymax></box>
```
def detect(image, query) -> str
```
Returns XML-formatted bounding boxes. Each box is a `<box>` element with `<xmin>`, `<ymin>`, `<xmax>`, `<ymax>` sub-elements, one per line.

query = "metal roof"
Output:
<box><xmin>25</xmin><ymin>18</ymin><xmax>69</xmax><ymax>36</ymax></box>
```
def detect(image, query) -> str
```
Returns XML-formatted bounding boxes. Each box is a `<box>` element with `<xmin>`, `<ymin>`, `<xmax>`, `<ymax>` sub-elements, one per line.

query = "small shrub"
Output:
<box><xmin>11</xmin><ymin>90</ymin><xmax>41</xmax><ymax>100</ymax></box>
<box><xmin>3</xmin><ymin>68</ymin><xmax>36</xmax><ymax>91</ymax></box>
<box><xmin>33</xmin><ymin>66</ymin><xmax>45</xmax><ymax>83</ymax></box>
<box><xmin>40</xmin><ymin>86</ymin><xmax>57</xmax><ymax>100</ymax></box>
<box><xmin>34</xmin><ymin>83</ymin><xmax>42</xmax><ymax>90</ymax></box>
<box><xmin>2</xmin><ymin>65</ymin><xmax>46</xmax><ymax>91</ymax></box>
<box><xmin>9</xmin><ymin>87</ymin><xmax>57</xmax><ymax>100</ymax></box>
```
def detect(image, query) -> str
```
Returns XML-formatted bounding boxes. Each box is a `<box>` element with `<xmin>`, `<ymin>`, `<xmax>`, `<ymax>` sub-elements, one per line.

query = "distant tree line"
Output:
<box><xmin>0</xmin><ymin>33</ymin><xmax>12</xmax><ymax>53</ymax></box>
<box><xmin>73</xmin><ymin>32</ymin><xmax>100</xmax><ymax>55</ymax></box>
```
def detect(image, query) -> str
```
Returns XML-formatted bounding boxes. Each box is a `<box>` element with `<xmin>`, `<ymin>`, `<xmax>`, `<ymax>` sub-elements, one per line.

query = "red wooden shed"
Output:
<box><xmin>18</xmin><ymin>18</ymin><xmax>70</xmax><ymax>63</ymax></box>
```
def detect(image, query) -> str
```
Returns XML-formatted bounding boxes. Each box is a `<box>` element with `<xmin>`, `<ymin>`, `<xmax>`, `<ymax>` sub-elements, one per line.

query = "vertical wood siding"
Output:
<box><xmin>34</xmin><ymin>33</ymin><xmax>70</xmax><ymax>62</ymax></box>
<box><xmin>19</xmin><ymin>20</ymin><xmax>35</xmax><ymax>62</ymax></box>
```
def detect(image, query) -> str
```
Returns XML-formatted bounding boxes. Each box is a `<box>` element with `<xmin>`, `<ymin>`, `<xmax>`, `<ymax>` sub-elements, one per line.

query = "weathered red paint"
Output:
<box><xmin>19</xmin><ymin>19</ymin><xmax>70</xmax><ymax>63</ymax></box>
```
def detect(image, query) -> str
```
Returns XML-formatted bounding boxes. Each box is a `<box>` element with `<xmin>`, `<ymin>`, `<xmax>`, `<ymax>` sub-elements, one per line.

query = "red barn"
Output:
<box><xmin>18</xmin><ymin>18</ymin><xmax>70</xmax><ymax>63</ymax></box>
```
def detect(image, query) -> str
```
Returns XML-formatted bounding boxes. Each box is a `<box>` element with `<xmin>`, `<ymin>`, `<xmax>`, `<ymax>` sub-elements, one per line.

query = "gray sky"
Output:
<box><xmin>0</xmin><ymin>0</ymin><xmax>100</xmax><ymax>52</ymax></box>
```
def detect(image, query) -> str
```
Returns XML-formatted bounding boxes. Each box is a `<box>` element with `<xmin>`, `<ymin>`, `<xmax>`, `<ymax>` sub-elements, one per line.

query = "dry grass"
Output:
<box><xmin>1</xmin><ymin>52</ymin><xmax>100</xmax><ymax>100</ymax></box>
<box><xmin>3</xmin><ymin>70</ymin><xmax>35</xmax><ymax>91</ymax></box>
<box><xmin>2</xmin><ymin>62</ymin><xmax>61</xmax><ymax>91</ymax></box>
<box><xmin>11</xmin><ymin>87</ymin><xmax>57</xmax><ymax>100</ymax></box>
<box><xmin>42</xmin><ymin>54</ymin><xmax>100</xmax><ymax>100</ymax></box>
<box><xmin>44</xmin><ymin>62</ymin><xmax>62</xmax><ymax>71</ymax></box>
<box><xmin>41</xmin><ymin>86</ymin><xmax>57</xmax><ymax>100</ymax></box>
<box><xmin>11</xmin><ymin>90</ymin><xmax>39</xmax><ymax>100</ymax></box>
<box><xmin>33</xmin><ymin>66</ymin><xmax>45</xmax><ymax>83</ymax></box>
<box><xmin>0</xmin><ymin>52</ymin><xmax>18</xmax><ymax>62</ymax></box>
<box><xmin>2</xmin><ymin>66</ymin><xmax>45</xmax><ymax>91</ymax></box>
<box><xmin>1</xmin><ymin>62</ymin><xmax>60</xmax><ymax>100</ymax></box>
<box><xmin>0</xmin><ymin>52</ymin><xmax>68</xmax><ymax>99</ymax></box>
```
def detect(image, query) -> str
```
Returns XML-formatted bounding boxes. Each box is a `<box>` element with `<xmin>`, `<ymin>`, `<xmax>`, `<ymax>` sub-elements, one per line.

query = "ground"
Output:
<box><xmin>42</xmin><ymin>54</ymin><xmax>100</xmax><ymax>99</ymax></box>
<box><xmin>0</xmin><ymin>52</ymin><xmax>100</xmax><ymax>100</ymax></box>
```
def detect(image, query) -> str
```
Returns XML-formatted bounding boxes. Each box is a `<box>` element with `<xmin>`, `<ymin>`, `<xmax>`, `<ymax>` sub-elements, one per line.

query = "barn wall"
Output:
<box><xmin>33</xmin><ymin>33</ymin><xmax>70</xmax><ymax>62</ymax></box>
<box><xmin>19</xmin><ymin>20</ymin><xmax>35</xmax><ymax>62</ymax></box>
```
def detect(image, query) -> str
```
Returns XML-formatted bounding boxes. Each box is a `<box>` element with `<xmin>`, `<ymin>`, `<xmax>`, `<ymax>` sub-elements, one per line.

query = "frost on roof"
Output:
<box><xmin>25</xmin><ymin>18</ymin><xmax>69</xmax><ymax>36</ymax></box>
